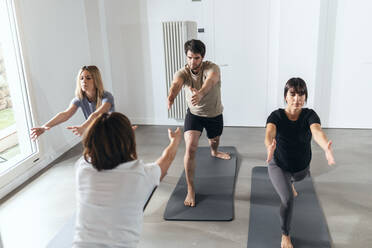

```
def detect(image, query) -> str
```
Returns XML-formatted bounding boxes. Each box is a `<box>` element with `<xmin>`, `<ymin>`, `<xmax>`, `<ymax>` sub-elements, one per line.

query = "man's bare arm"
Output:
<box><xmin>198</xmin><ymin>70</ymin><xmax>220</xmax><ymax>97</ymax></box>
<box><xmin>191</xmin><ymin>69</ymin><xmax>220</xmax><ymax>106</ymax></box>
<box><xmin>167</xmin><ymin>76</ymin><xmax>184</xmax><ymax>109</ymax></box>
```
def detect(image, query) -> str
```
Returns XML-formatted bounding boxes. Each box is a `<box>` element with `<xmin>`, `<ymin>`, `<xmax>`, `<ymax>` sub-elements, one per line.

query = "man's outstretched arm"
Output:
<box><xmin>191</xmin><ymin>69</ymin><xmax>220</xmax><ymax>106</ymax></box>
<box><xmin>167</xmin><ymin>76</ymin><xmax>184</xmax><ymax>109</ymax></box>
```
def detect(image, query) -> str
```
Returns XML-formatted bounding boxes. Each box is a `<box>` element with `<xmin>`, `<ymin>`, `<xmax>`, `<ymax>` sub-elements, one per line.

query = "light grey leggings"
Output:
<box><xmin>268</xmin><ymin>159</ymin><xmax>309</xmax><ymax>236</ymax></box>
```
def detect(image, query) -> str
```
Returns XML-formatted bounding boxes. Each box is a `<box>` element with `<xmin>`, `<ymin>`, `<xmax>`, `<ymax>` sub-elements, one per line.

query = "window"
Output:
<box><xmin>0</xmin><ymin>0</ymin><xmax>37</xmax><ymax>192</ymax></box>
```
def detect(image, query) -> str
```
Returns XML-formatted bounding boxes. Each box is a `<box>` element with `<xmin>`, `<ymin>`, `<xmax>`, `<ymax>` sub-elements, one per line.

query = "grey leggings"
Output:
<box><xmin>268</xmin><ymin>159</ymin><xmax>309</xmax><ymax>235</ymax></box>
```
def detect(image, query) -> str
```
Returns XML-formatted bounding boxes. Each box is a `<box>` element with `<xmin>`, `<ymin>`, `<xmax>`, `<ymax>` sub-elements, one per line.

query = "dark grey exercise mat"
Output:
<box><xmin>247</xmin><ymin>166</ymin><xmax>332</xmax><ymax>248</ymax></box>
<box><xmin>47</xmin><ymin>216</ymin><xmax>74</xmax><ymax>248</ymax></box>
<box><xmin>164</xmin><ymin>146</ymin><xmax>237</xmax><ymax>221</ymax></box>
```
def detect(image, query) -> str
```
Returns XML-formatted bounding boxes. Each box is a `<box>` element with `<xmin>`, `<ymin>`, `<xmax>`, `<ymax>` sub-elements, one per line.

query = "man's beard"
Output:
<box><xmin>191</xmin><ymin>62</ymin><xmax>202</xmax><ymax>73</ymax></box>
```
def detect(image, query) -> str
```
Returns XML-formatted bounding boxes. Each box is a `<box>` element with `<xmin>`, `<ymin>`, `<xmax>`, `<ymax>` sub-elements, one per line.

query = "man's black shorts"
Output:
<box><xmin>184</xmin><ymin>109</ymin><xmax>223</xmax><ymax>139</ymax></box>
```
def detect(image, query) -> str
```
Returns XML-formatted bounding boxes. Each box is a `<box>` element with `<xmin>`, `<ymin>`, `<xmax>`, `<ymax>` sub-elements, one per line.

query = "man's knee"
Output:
<box><xmin>185</xmin><ymin>145</ymin><xmax>197</xmax><ymax>157</ymax></box>
<box><xmin>209</xmin><ymin>136</ymin><xmax>219</xmax><ymax>144</ymax></box>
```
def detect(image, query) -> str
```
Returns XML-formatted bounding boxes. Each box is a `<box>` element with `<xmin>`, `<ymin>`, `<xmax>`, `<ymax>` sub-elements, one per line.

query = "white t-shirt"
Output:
<box><xmin>73</xmin><ymin>158</ymin><xmax>161</xmax><ymax>248</ymax></box>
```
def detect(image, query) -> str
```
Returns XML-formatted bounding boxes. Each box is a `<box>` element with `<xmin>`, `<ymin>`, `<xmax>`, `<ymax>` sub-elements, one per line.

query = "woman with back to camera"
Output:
<box><xmin>30</xmin><ymin>65</ymin><xmax>114</xmax><ymax>139</ymax></box>
<box><xmin>265</xmin><ymin>77</ymin><xmax>335</xmax><ymax>248</ymax></box>
<box><xmin>73</xmin><ymin>112</ymin><xmax>181</xmax><ymax>248</ymax></box>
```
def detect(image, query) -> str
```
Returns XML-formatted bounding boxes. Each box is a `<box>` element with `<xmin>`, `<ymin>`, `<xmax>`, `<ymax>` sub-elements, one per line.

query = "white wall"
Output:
<box><xmin>87</xmin><ymin>0</ymin><xmax>155</xmax><ymax>125</ymax></box>
<box><xmin>17</xmin><ymin>0</ymin><xmax>90</xmax><ymax>151</ymax></box>
<box><xmin>13</xmin><ymin>0</ymin><xmax>372</xmax><ymax>153</ymax></box>
<box><xmin>326</xmin><ymin>0</ymin><xmax>372</xmax><ymax>128</ymax></box>
<box><xmin>103</xmin><ymin>0</ymin><xmax>271</xmax><ymax>126</ymax></box>
<box><xmin>212</xmin><ymin>0</ymin><xmax>270</xmax><ymax>126</ymax></box>
<box><xmin>11</xmin><ymin>0</ymin><xmax>372</xmax><ymax>165</ymax></box>
<box><xmin>118</xmin><ymin>0</ymin><xmax>371</xmax><ymax>128</ymax></box>
<box><xmin>0</xmin><ymin>0</ymin><xmax>94</xmax><ymax>197</ymax></box>
<box><xmin>144</xmin><ymin>0</ymin><xmax>209</xmax><ymax>125</ymax></box>
<box><xmin>3</xmin><ymin>0</ymin><xmax>371</xmax><ymax>196</ymax></box>
<box><xmin>105</xmin><ymin>0</ymin><xmax>325</xmax><ymax>127</ymax></box>
<box><xmin>83</xmin><ymin>0</ymin><xmax>113</xmax><ymax>93</ymax></box>
<box><xmin>276</xmin><ymin>1</ymin><xmax>321</xmax><ymax>109</ymax></box>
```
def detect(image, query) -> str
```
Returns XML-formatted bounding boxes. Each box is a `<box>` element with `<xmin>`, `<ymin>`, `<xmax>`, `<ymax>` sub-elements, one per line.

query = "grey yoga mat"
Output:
<box><xmin>247</xmin><ymin>166</ymin><xmax>332</xmax><ymax>248</ymax></box>
<box><xmin>164</xmin><ymin>146</ymin><xmax>238</xmax><ymax>221</ymax></box>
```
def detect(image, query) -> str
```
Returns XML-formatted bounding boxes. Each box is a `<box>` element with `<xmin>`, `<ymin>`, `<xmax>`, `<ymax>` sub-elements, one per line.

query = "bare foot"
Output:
<box><xmin>281</xmin><ymin>235</ymin><xmax>293</xmax><ymax>248</ymax></box>
<box><xmin>292</xmin><ymin>184</ymin><xmax>298</xmax><ymax>197</ymax></box>
<box><xmin>211</xmin><ymin>151</ymin><xmax>231</xmax><ymax>160</ymax></box>
<box><xmin>184</xmin><ymin>190</ymin><xmax>195</xmax><ymax>207</ymax></box>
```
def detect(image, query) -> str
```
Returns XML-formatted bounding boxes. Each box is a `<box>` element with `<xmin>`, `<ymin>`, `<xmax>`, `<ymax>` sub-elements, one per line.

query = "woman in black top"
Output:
<box><xmin>265</xmin><ymin>78</ymin><xmax>335</xmax><ymax>248</ymax></box>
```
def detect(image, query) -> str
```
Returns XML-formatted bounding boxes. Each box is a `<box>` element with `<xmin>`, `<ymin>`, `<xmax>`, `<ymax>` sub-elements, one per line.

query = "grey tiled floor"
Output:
<box><xmin>0</xmin><ymin>126</ymin><xmax>371</xmax><ymax>247</ymax></box>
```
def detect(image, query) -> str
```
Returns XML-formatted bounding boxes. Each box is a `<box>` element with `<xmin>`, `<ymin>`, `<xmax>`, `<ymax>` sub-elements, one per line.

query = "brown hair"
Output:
<box><xmin>284</xmin><ymin>77</ymin><xmax>308</xmax><ymax>102</ymax></box>
<box><xmin>75</xmin><ymin>65</ymin><xmax>105</xmax><ymax>109</ymax></box>
<box><xmin>83</xmin><ymin>112</ymin><xmax>137</xmax><ymax>171</ymax></box>
<box><xmin>184</xmin><ymin>39</ymin><xmax>206</xmax><ymax>57</ymax></box>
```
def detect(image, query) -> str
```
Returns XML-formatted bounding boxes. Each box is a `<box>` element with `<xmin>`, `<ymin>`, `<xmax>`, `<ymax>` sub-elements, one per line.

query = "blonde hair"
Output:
<box><xmin>75</xmin><ymin>65</ymin><xmax>105</xmax><ymax>109</ymax></box>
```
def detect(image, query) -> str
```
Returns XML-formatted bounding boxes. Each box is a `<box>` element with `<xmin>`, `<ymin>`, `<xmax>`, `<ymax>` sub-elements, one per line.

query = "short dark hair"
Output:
<box><xmin>83</xmin><ymin>112</ymin><xmax>137</xmax><ymax>171</ymax></box>
<box><xmin>184</xmin><ymin>39</ymin><xmax>206</xmax><ymax>57</ymax></box>
<box><xmin>284</xmin><ymin>77</ymin><xmax>308</xmax><ymax>102</ymax></box>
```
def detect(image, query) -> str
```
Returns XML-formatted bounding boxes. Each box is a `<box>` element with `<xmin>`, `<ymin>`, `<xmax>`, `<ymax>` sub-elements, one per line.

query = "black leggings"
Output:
<box><xmin>268</xmin><ymin>159</ymin><xmax>309</xmax><ymax>235</ymax></box>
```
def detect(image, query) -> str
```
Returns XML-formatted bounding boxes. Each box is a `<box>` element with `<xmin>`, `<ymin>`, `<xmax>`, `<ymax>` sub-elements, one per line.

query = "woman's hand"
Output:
<box><xmin>266</xmin><ymin>139</ymin><xmax>276</xmax><ymax>163</ymax></box>
<box><xmin>67</xmin><ymin>125</ymin><xmax>86</xmax><ymax>136</ymax></box>
<box><xmin>325</xmin><ymin>140</ymin><xmax>335</xmax><ymax>165</ymax></box>
<box><xmin>30</xmin><ymin>126</ymin><xmax>50</xmax><ymax>140</ymax></box>
<box><xmin>168</xmin><ymin>127</ymin><xmax>182</xmax><ymax>144</ymax></box>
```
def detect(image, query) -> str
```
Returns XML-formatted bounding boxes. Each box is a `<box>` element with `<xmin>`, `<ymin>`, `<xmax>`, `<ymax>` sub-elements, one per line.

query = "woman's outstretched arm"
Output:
<box><xmin>265</xmin><ymin>123</ymin><xmax>277</xmax><ymax>163</ymax></box>
<box><xmin>67</xmin><ymin>102</ymin><xmax>112</xmax><ymax>136</ymax></box>
<box><xmin>310</xmin><ymin>123</ymin><xmax>335</xmax><ymax>165</ymax></box>
<box><xmin>31</xmin><ymin>103</ymin><xmax>78</xmax><ymax>140</ymax></box>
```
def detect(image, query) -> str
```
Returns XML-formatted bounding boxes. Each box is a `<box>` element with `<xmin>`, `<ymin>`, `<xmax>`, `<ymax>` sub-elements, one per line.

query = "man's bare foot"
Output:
<box><xmin>292</xmin><ymin>184</ymin><xmax>298</xmax><ymax>197</ymax></box>
<box><xmin>281</xmin><ymin>235</ymin><xmax>293</xmax><ymax>248</ymax></box>
<box><xmin>211</xmin><ymin>151</ymin><xmax>231</xmax><ymax>160</ymax></box>
<box><xmin>184</xmin><ymin>190</ymin><xmax>195</xmax><ymax>207</ymax></box>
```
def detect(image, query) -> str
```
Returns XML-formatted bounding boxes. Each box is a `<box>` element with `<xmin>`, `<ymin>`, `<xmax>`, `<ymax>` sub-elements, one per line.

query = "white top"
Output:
<box><xmin>73</xmin><ymin>158</ymin><xmax>161</xmax><ymax>248</ymax></box>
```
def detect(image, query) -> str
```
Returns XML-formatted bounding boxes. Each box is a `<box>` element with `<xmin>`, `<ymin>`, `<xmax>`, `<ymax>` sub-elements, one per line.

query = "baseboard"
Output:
<box><xmin>130</xmin><ymin>117</ymin><xmax>184</xmax><ymax>126</ymax></box>
<box><xmin>0</xmin><ymin>136</ymin><xmax>81</xmax><ymax>200</ymax></box>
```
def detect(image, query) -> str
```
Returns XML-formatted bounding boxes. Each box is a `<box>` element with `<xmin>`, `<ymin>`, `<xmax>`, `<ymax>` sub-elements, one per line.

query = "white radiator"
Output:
<box><xmin>163</xmin><ymin>21</ymin><xmax>197</xmax><ymax>120</ymax></box>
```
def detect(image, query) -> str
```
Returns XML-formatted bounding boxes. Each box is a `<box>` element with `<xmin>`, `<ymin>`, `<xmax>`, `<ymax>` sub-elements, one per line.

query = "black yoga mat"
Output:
<box><xmin>247</xmin><ymin>166</ymin><xmax>332</xmax><ymax>248</ymax></box>
<box><xmin>164</xmin><ymin>146</ymin><xmax>237</xmax><ymax>221</ymax></box>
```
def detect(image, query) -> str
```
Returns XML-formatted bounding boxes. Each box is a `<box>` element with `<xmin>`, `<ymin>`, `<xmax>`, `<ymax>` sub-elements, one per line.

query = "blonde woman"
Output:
<box><xmin>31</xmin><ymin>65</ymin><xmax>114</xmax><ymax>139</ymax></box>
